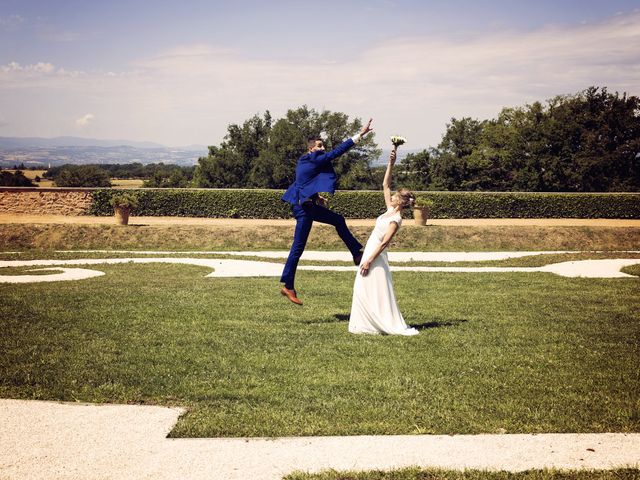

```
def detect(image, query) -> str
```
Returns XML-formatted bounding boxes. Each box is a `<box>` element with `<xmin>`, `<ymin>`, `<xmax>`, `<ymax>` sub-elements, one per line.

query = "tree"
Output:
<box><xmin>53</xmin><ymin>165</ymin><xmax>112</xmax><ymax>187</ymax></box>
<box><xmin>431</xmin><ymin>117</ymin><xmax>486</xmax><ymax>190</ymax></box>
<box><xmin>428</xmin><ymin>87</ymin><xmax>640</xmax><ymax>192</ymax></box>
<box><xmin>0</xmin><ymin>170</ymin><xmax>35</xmax><ymax>187</ymax></box>
<box><xmin>397</xmin><ymin>149</ymin><xmax>433</xmax><ymax>190</ymax></box>
<box><xmin>142</xmin><ymin>165</ymin><xmax>195</xmax><ymax>188</ymax></box>
<box><xmin>194</xmin><ymin>112</ymin><xmax>271</xmax><ymax>188</ymax></box>
<box><xmin>195</xmin><ymin>107</ymin><xmax>380</xmax><ymax>190</ymax></box>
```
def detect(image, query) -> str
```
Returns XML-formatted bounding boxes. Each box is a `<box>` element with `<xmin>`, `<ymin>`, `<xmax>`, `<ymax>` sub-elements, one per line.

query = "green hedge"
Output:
<box><xmin>90</xmin><ymin>189</ymin><xmax>640</xmax><ymax>219</ymax></box>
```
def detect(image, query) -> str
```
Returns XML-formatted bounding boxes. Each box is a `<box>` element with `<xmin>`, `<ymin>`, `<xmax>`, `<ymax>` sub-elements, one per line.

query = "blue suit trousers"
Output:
<box><xmin>280</xmin><ymin>203</ymin><xmax>363</xmax><ymax>289</ymax></box>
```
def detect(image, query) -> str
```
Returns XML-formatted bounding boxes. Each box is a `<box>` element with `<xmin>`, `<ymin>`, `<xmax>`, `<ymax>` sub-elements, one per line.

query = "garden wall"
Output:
<box><xmin>0</xmin><ymin>187</ymin><xmax>93</xmax><ymax>215</ymax></box>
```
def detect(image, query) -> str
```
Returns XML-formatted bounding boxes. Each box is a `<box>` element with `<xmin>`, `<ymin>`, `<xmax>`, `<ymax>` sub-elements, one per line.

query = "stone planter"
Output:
<box><xmin>413</xmin><ymin>207</ymin><xmax>428</xmax><ymax>226</ymax></box>
<box><xmin>114</xmin><ymin>206</ymin><xmax>130</xmax><ymax>225</ymax></box>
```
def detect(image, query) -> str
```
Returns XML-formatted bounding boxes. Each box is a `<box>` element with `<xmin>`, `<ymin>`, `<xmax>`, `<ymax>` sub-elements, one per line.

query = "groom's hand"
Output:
<box><xmin>359</xmin><ymin>118</ymin><xmax>373</xmax><ymax>137</ymax></box>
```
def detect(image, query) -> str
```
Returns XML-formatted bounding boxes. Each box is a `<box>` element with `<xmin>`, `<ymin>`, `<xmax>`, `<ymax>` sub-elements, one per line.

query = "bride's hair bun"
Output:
<box><xmin>397</xmin><ymin>188</ymin><xmax>416</xmax><ymax>209</ymax></box>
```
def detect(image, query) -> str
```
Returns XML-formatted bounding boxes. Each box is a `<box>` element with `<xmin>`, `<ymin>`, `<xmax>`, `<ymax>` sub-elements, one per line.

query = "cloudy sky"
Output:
<box><xmin>1</xmin><ymin>0</ymin><xmax>639</xmax><ymax>148</ymax></box>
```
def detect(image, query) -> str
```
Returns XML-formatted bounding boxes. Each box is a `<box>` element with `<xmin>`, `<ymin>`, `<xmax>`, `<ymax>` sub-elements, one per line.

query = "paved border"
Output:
<box><xmin>2</xmin><ymin>255</ymin><xmax>640</xmax><ymax>283</ymax></box>
<box><xmin>1</xmin><ymin>399</ymin><xmax>638</xmax><ymax>480</ymax></box>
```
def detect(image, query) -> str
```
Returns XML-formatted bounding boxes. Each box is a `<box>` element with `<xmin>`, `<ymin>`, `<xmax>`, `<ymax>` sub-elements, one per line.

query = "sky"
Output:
<box><xmin>1</xmin><ymin>0</ymin><xmax>639</xmax><ymax>149</ymax></box>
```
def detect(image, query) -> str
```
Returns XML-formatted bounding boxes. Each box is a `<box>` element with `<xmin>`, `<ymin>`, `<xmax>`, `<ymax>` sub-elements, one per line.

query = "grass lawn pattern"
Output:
<box><xmin>1</xmin><ymin>259</ymin><xmax>638</xmax><ymax>438</ymax></box>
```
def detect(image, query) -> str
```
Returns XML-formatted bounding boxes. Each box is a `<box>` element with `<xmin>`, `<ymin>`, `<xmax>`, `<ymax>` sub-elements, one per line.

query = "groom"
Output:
<box><xmin>280</xmin><ymin>118</ymin><xmax>374</xmax><ymax>305</ymax></box>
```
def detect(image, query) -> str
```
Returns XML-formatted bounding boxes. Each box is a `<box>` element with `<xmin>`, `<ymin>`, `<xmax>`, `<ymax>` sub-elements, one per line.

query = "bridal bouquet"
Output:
<box><xmin>390</xmin><ymin>135</ymin><xmax>406</xmax><ymax>147</ymax></box>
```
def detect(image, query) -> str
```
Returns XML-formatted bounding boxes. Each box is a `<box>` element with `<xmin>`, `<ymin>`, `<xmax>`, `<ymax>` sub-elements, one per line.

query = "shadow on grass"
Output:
<box><xmin>409</xmin><ymin>318</ymin><xmax>469</xmax><ymax>330</ymax></box>
<box><xmin>305</xmin><ymin>314</ymin><xmax>470</xmax><ymax>329</ymax></box>
<box><xmin>300</xmin><ymin>313</ymin><xmax>350</xmax><ymax>324</ymax></box>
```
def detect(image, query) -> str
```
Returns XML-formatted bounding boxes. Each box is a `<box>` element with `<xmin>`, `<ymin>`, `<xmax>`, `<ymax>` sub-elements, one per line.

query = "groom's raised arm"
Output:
<box><xmin>310</xmin><ymin>118</ymin><xmax>373</xmax><ymax>165</ymax></box>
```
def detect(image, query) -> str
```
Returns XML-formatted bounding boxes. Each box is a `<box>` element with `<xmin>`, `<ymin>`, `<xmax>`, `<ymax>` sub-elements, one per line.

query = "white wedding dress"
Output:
<box><xmin>348</xmin><ymin>207</ymin><xmax>419</xmax><ymax>336</ymax></box>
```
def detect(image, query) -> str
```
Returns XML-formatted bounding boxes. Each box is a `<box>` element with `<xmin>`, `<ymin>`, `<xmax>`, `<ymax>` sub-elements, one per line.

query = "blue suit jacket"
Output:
<box><xmin>281</xmin><ymin>138</ymin><xmax>355</xmax><ymax>205</ymax></box>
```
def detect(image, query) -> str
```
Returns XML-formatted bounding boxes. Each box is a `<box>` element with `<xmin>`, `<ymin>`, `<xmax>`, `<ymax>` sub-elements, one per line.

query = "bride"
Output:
<box><xmin>348</xmin><ymin>146</ymin><xmax>419</xmax><ymax>336</ymax></box>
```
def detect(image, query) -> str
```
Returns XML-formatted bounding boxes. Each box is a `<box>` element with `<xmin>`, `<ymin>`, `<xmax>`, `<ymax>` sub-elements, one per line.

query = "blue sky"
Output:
<box><xmin>1</xmin><ymin>0</ymin><xmax>639</xmax><ymax>147</ymax></box>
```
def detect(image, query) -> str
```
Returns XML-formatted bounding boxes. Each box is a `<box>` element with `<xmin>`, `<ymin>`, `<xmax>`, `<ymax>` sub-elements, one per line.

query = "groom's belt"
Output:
<box><xmin>301</xmin><ymin>193</ymin><xmax>320</xmax><ymax>206</ymax></box>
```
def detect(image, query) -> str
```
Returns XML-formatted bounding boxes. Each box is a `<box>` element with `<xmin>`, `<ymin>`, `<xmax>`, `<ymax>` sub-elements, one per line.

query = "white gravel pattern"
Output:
<box><xmin>0</xmin><ymin>267</ymin><xmax>105</xmax><ymax>283</ymax></box>
<box><xmin>1</xmin><ymin>399</ymin><xmax>639</xmax><ymax>480</ymax></box>
<box><xmin>52</xmin><ymin>249</ymin><xmax>640</xmax><ymax>262</ymax></box>
<box><xmin>1</xmin><ymin>254</ymin><xmax>639</xmax><ymax>283</ymax></box>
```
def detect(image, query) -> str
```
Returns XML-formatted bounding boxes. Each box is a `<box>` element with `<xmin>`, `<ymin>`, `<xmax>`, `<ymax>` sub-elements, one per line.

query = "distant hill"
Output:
<box><xmin>0</xmin><ymin>136</ymin><xmax>168</xmax><ymax>149</ymax></box>
<box><xmin>0</xmin><ymin>136</ymin><xmax>423</xmax><ymax>169</ymax></box>
<box><xmin>0</xmin><ymin>137</ymin><xmax>209</xmax><ymax>168</ymax></box>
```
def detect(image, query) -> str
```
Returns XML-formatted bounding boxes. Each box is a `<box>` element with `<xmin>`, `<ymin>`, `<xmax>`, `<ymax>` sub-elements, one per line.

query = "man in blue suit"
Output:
<box><xmin>280</xmin><ymin>118</ymin><xmax>373</xmax><ymax>305</ymax></box>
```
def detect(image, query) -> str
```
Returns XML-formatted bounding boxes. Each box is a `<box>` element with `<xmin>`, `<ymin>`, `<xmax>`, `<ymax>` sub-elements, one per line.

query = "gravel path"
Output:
<box><xmin>1</xmin><ymin>399</ymin><xmax>638</xmax><ymax>480</ymax></box>
<box><xmin>2</xmin><ymin>254</ymin><xmax>640</xmax><ymax>283</ymax></box>
<box><xmin>2</xmin><ymin>213</ymin><xmax>640</xmax><ymax>227</ymax></box>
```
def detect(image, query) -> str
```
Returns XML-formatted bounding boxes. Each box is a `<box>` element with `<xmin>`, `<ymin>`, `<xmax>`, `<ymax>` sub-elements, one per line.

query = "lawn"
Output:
<box><xmin>284</xmin><ymin>467</ymin><xmax>640</xmax><ymax>480</ymax></box>
<box><xmin>1</xmin><ymin>256</ymin><xmax>638</xmax><ymax>438</ymax></box>
<box><xmin>111</xmin><ymin>178</ymin><xmax>145</xmax><ymax>188</ymax></box>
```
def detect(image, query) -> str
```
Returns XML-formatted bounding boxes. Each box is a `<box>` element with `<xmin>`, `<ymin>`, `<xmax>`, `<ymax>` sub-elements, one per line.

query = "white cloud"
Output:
<box><xmin>0</xmin><ymin>14</ymin><xmax>24</xmax><ymax>31</ymax></box>
<box><xmin>0</xmin><ymin>12</ymin><xmax>638</xmax><ymax>146</ymax></box>
<box><xmin>75</xmin><ymin>114</ymin><xmax>94</xmax><ymax>128</ymax></box>
<box><xmin>33</xmin><ymin>17</ymin><xmax>80</xmax><ymax>42</ymax></box>
<box><xmin>1</xmin><ymin>62</ymin><xmax>56</xmax><ymax>75</ymax></box>
<box><xmin>0</xmin><ymin>62</ymin><xmax>84</xmax><ymax>81</ymax></box>
<box><xmin>38</xmin><ymin>30</ymin><xmax>81</xmax><ymax>42</ymax></box>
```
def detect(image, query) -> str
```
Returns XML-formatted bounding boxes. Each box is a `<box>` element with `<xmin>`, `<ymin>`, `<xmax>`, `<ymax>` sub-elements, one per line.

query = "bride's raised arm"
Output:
<box><xmin>383</xmin><ymin>146</ymin><xmax>397</xmax><ymax>208</ymax></box>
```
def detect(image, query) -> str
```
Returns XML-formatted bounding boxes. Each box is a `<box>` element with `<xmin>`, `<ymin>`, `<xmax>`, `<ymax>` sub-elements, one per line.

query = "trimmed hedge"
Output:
<box><xmin>91</xmin><ymin>189</ymin><xmax>291</xmax><ymax>218</ymax></box>
<box><xmin>90</xmin><ymin>189</ymin><xmax>640</xmax><ymax>219</ymax></box>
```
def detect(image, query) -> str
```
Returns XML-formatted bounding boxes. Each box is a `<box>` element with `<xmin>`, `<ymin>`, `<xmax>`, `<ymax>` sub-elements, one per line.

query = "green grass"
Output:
<box><xmin>284</xmin><ymin>467</ymin><xmax>640</xmax><ymax>480</ymax></box>
<box><xmin>622</xmin><ymin>264</ymin><xmax>640</xmax><ymax>277</ymax></box>
<box><xmin>1</xmin><ymin>259</ymin><xmax>638</xmax><ymax>438</ymax></box>
<box><xmin>0</xmin><ymin>266</ymin><xmax>62</xmax><ymax>275</ymax></box>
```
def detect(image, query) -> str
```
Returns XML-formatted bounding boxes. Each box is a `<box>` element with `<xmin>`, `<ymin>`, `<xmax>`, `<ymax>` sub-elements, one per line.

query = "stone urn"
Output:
<box><xmin>110</xmin><ymin>193</ymin><xmax>139</xmax><ymax>226</ymax></box>
<box><xmin>413</xmin><ymin>206</ymin><xmax>428</xmax><ymax>226</ymax></box>
<box><xmin>412</xmin><ymin>196</ymin><xmax>434</xmax><ymax>226</ymax></box>
<box><xmin>114</xmin><ymin>206</ymin><xmax>130</xmax><ymax>225</ymax></box>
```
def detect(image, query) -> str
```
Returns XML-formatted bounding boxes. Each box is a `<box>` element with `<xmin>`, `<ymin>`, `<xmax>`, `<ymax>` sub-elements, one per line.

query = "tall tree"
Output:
<box><xmin>429</xmin><ymin>87</ymin><xmax>640</xmax><ymax>192</ymax></box>
<box><xmin>196</xmin><ymin>106</ymin><xmax>380</xmax><ymax>190</ymax></box>
<box><xmin>397</xmin><ymin>149</ymin><xmax>433</xmax><ymax>190</ymax></box>
<box><xmin>431</xmin><ymin>117</ymin><xmax>486</xmax><ymax>190</ymax></box>
<box><xmin>194</xmin><ymin>112</ymin><xmax>272</xmax><ymax>188</ymax></box>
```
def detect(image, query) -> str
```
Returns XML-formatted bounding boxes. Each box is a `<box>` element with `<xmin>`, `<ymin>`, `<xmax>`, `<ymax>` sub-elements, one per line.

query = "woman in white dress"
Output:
<box><xmin>348</xmin><ymin>147</ymin><xmax>418</xmax><ymax>336</ymax></box>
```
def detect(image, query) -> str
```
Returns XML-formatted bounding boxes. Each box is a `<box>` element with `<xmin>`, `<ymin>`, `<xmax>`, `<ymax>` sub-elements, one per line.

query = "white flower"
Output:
<box><xmin>390</xmin><ymin>135</ymin><xmax>406</xmax><ymax>147</ymax></box>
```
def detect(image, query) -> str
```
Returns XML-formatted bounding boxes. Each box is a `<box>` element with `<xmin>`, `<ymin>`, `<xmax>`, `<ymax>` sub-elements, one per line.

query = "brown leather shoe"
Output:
<box><xmin>281</xmin><ymin>287</ymin><xmax>303</xmax><ymax>305</ymax></box>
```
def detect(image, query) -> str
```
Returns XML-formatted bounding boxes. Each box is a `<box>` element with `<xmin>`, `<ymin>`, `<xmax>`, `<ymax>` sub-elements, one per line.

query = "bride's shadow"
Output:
<box><xmin>328</xmin><ymin>314</ymin><xmax>469</xmax><ymax>330</ymax></box>
<box><xmin>408</xmin><ymin>318</ymin><xmax>468</xmax><ymax>330</ymax></box>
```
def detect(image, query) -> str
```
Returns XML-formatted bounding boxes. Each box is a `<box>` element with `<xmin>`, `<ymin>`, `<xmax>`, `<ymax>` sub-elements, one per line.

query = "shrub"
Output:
<box><xmin>109</xmin><ymin>192</ymin><xmax>140</xmax><ymax>210</ymax></box>
<box><xmin>413</xmin><ymin>195</ymin><xmax>434</xmax><ymax>209</ymax></box>
<box><xmin>0</xmin><ymin>170</ymin><xmax>35</xmax><ymax>187</ymax></box>
<box><xmin>89</xmin><ymin>189</ymin><xmax>640</xmax><ymax>219</ymax></box>
<box><xmin>54</xmin><ymin>165</ymin><xmax>111</xmax><ymax>187</ymax></box>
